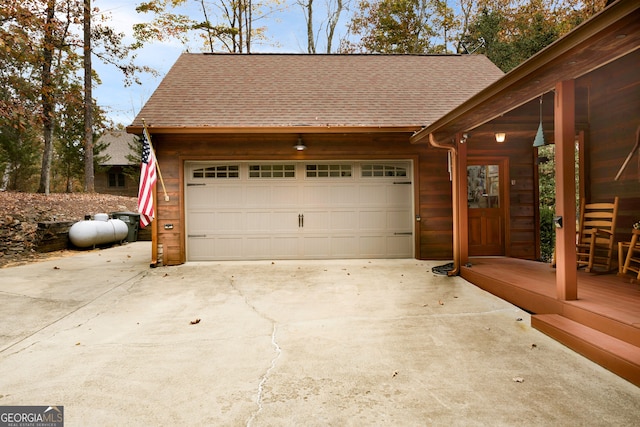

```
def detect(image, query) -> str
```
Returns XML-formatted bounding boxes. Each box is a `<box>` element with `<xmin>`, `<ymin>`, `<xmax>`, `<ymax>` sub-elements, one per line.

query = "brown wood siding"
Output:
<box><xmin>151</xmin><ymin>133</ymin><xmax>454</xmax><ymax>264</ymax></box>
<box><xmin>417</xmin><ymin>149</ymin><xmax>454</xmax><ymax>259</ymax></box>
<box><xmin>581</xmin><ymin>51</ymin><xmax>640</xmax><ymax>243</ymax></box>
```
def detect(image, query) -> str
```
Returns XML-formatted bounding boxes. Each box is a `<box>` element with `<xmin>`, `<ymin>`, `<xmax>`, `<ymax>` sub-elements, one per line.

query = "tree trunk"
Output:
<box><xmin>83</xmin><ymin>0</ymin><xmax>94</xmax><ymax>192</ymax></box>
<box><xmin>326</xmin><ymin>0</ymin><xmax>343</xmax><ymax>53</ymax></box>
<box><xmin>38</xmin><ymin>0</ymin><xmax>56</xmax><ymax>195</ymax></box>
<box><xmin>307</xmin><ymin>0</ymin><xmax>315</xmax><ymax>53</ymax></box>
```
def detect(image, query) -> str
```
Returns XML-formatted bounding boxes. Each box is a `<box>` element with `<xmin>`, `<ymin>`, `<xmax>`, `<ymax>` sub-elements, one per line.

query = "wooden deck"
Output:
<box><xmin>461</xmin><ymin>257</ymin><xmax>640</xmax><ymax>386</ymax></box>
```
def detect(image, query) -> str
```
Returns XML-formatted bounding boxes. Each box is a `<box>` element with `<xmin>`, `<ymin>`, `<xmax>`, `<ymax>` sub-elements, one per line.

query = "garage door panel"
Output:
<box><xmin>330</xmin><ymin>185</ymin><xmax>359</xmax><ymax>205</ymax></box>
<box><xmin>246</xmin><ymin>211</ymin><xmax>271</xmax><ymax>231</ymax></box>
<box><xmin>188</xmin><ymin>212</ymin><xmax>212</xmax><ymax>232</ymax></box>
<box><xmin>388</xmin><ymin>235</ymin><xmax>413</xmax><ymax>257</ymax></box>
<box><xmin>271</xmin><ymin>185</ymin><xmax>300</xmax><ymax>206</ymax></box>
<box><xmin>304</xmin><ymin>211</ymin><xmax>330</xmax><ymax>231</ymax></box>
<box><xmin>387</xmin><ymin>185</ymin><xmax>412</xmax><ymax>205</ymax></box>
<box><xmin>216</xmin><ymin>186</ymin><xmax>245</xmax><ymax>206</ymax></box>
<box><xmin>190</xmin><ymin>237</ymin><xmax>243</xmax><ymax>260</ymax></box>
<box><xmin>360</xmin><ymin>211</ymin><xmax>387</xmax><ymax>230</ymax></box>
<box><xmin>271</xmin><ymin>212</ymin><xmax>300</xmax><ymax>231</ymax></box>
<box><xmin>360</xmin><ymin>236</ymin><xmax>386</xmax><ymax>256</ymax></box>
<box><xmin>270</xmin><ymin>236</ymin><xmax>300</xmax><ymax>257</ymax></box>
<box><xmin>302</xmin><ymin>236</ymin><xmax>331</xmax><ymax>257</ymax></box>
<box><xmin>359</xmin><ymin>185</ymin><xmax>387</xmax><ymax>205</ymax></box>
<box><xmin>214</xmin><ymin>212</ymin><xmax>244</xmax><ymax>232</ymax></box>
<box><xmin>187</xmin><ymin>187</ymin><xmax>216</xmax><ymax>208</ymax></box>
<box><xmin>303</xmin><ymin>185</ymin><xmax>330</xmax><ymax>205</ymax></box>
<box><xmin>244</xmin><ymin>186</ymin><xmax>271</xmax><ymax>206</ymax></box>
<box><xmin>387</xmin><ymin>210</ymin><xmax>413</xmax><ymax>230</ymax></box>
<box><xmin>330</xmin><ymin>211</ymin><xmax>357</xmax><ymax>230</ymax></box>
<box><xmin>245</xmin><ymin>237</ymin><xmax>273</xmax><ymax>258</ymax></box>
<box><xmin>331</xmin><ymin>236</ymin><xmax>358</xmax><ymax>257</ymax></box>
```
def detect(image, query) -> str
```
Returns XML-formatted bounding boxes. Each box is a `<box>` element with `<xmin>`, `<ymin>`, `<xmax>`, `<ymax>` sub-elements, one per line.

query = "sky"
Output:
<box><xmin>93</xmin><ymin>0</ymin><xmax>354</xmax><ymax>126</ymax></box>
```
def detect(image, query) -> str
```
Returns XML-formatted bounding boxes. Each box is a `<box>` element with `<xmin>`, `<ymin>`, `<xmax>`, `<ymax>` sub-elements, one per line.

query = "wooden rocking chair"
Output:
<box><xmin>576</xmin><ymin>197</ymin><xmax>619</xmax><ymax>273</ymax></box>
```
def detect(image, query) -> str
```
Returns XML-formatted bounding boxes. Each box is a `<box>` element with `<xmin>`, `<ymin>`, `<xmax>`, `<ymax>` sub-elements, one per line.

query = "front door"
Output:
<box><xmin>467</xmin><ymin>160</ymin><xmax>507</xmax><ymax>256</ymax></box>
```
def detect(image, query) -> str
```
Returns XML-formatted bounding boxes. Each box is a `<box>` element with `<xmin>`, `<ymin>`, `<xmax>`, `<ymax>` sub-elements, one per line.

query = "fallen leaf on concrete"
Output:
<box><xmin>438</xmin><ymin>300</ymin><xmax>444</xmax><ymax>305</ymax></box>
<box><xmin>516</xmin><ymin>318</ymin><xmax>523</xmax><ymax>322</ymax></box>
<box><xmin>512</xmin><ymin>377</ymin><xmax>525</xmax><ymax>383</ymax></box>
<box><xmin>531</xmin><ymin>344</ymin><xmax>538</xmax><ymax>350</ymax></box>
<box><xmin>190</xmin><ymin>318</ymin><xmax>201</xmax><ymax>325</ymax></box>
<box><xmin>392</xmin><ymin>371</ymin><xmax>399</xmax><ymax>377</ymax></box>
<box><xmin>53</xmin><ymin>266</ymin><xmax>60</xmax><ymax>270</ymax></box>
<box><xmin>75</xmin><ymin>342</ymin><xmax>80</xmax><ymax>346</ymax></box>
<box><xmin>163</xmin><ymin>273</ymin><xmax>169</xmax><ymax>277</ymax></box>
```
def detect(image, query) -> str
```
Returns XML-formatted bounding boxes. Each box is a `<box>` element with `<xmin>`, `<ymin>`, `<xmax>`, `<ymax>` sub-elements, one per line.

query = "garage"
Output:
<box><xmin>186</xmin><ymin>161</ymin><xmax>414</xmax><ymax>260</ymax></box>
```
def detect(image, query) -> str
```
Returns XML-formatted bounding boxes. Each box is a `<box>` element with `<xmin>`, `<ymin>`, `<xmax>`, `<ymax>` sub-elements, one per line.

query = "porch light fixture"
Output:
<box><xmin>495</xmin><ymin>132</ymin><xmax>506</xmax><ymax>143</ymax></box>
<box><xmin>294</xmin><ymin>137</ymin><xmax>306</xmax><ymax>151</ymax></box>
<box><xmin>533</xmin><ymin>95</ymin><xmax>546</xmax><ymax>148</ymax></box>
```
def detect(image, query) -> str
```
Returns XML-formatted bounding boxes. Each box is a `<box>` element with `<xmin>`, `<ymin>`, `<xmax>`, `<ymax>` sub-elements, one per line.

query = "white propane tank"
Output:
<box><xmin>69</xmin><ymin>214</ymin><xmax>128</xmax><ymax>248</ymax></box>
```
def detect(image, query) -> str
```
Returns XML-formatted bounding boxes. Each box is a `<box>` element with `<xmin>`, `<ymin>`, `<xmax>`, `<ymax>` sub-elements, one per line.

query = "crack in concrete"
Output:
<box><xmin>247</xmin><ymin>323</ymin><xmax>281</xmax><ymax>427</ymax></box>
<box><xmin>226</xmin><ymin>278</ymin><xmax>282</xmax><ymax>427</ymax></box>
<box><xmin>0</xmin><ymin>270</ymin><xmax>149</xmax><ymax>355</ymax></box>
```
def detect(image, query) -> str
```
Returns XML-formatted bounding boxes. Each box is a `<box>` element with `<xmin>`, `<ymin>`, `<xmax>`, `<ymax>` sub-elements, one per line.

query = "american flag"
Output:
<box><xmin>137</xmin><ymin>127</ymin><xmax>157</xmax><ymax>228</ymax></box>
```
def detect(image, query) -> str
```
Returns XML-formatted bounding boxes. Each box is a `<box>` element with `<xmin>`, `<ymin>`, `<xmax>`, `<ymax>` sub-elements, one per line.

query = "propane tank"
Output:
<box><xmin>69</xmin><ymin>214</ymin><xmax>128</xmax><ymax>248</ymax></box>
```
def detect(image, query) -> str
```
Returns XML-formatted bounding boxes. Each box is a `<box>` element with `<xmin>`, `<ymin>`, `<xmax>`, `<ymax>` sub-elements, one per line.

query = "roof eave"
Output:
<box><xmin>410</xmin><ymin>0</ymin><xmax>640</xmax><ymax>145</ymax></box>
<box><xmin>125</xmin><ymin>125</ymin><xmax>425</xmax><ymax>135</ymax></box>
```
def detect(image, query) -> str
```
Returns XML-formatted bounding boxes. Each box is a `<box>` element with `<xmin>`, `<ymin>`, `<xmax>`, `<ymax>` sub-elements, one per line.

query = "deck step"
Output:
<box><xmin>532</xmin><ymin>314</ymin><xmax>640</xmax><ymax>387</ymax></box>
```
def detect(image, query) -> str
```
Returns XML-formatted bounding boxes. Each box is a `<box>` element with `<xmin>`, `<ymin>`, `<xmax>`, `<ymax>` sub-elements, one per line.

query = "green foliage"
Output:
<box><xmin>343</xmin><ymin>0</ymin><xmax>440</xmax><ymax>53</ymax></box>
<box><xmin>462</xmin><ymin>4</ymin><xmax>559</xmax><ymax>72</ymax></box>
<box><xmin>539</xmin><ymin>205</ymin><xmax>555</xmax><ymax>263</ymax></box>
<box><xmin>0</xmin><ymin>122</ymin><xmax>41</xmax><ymax>191</ymax></box>
<box><xmin>52</xmin><ymin>82</ymin><xmax>109</xmax><ymax>193</ymax></box>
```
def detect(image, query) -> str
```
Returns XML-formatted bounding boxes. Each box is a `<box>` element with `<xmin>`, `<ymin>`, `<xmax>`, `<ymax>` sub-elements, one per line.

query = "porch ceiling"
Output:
<box><xmin>411</xmin><ymin>0</ymin><xmax>640</xmax><ymax>146</ymax></box>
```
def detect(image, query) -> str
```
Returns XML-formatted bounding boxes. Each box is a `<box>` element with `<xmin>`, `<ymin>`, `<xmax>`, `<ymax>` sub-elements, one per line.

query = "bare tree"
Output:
<box><xmin>83</xmin><ymin>0</ymin><xmax>94</xmax><ymax>192</ymax></box>
<box><xmin>37</xmin><ymin>0</ymin><xmax>56</xmax><ymax>194</ymax></box>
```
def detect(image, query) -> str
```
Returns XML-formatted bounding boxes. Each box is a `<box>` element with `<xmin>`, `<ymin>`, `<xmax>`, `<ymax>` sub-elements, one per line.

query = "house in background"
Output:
<box><xmin>95</xmin><ymin>130</ymin><xmax>139</xmax><ymax>197</ymax></box>
<box><xmin>126</xmin><ymin>53</ymin><xmax>504</xmax><ymax>265</ymax></box>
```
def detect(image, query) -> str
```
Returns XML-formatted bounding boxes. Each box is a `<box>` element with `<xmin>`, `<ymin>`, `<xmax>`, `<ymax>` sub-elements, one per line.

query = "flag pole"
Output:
<box><xmin>142</xmin><ymin>118</ymin><xmax>169</xmax><ymax>202</ymax></box>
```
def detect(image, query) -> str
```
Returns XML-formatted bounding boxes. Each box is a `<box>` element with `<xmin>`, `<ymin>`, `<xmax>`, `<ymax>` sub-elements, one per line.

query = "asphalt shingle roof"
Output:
<box><xmin>99</xmin><ymin>130</ymin><xmax>137</xmax><ymax>166</ymax></box>
<box><xmin>131</xmin><ymin>53</ymin><xmax>503</xmax><ymax>130</ymax></box>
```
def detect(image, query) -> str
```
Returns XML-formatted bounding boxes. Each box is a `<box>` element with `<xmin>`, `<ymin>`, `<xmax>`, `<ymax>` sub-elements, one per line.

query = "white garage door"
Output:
<box><xmin>185</xmin><ymin>161</ymin><xmax>413</xmax><ymax>260</ymax></box>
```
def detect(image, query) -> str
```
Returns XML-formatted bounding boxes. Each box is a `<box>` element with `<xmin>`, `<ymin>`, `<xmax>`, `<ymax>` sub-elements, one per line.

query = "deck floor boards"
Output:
<box><xmin>463</xmin><ymin>257</ymin><xmax>640</xmax><ymax>331</ymax></box>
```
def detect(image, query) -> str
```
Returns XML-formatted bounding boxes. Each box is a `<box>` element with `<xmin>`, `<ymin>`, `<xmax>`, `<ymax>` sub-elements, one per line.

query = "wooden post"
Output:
<box><xmin>554</xmin><ymin>80</ymin><xmax>578</xmax><ymax>300</ymax></box>
<box><xmin>151</xmin><ymin>182</ymin><xmax>158</xmax><ymax>267</ymax></box>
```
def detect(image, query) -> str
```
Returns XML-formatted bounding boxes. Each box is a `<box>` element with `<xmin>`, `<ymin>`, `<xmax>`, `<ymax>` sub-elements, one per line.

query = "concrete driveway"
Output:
<box><xmin>1</xmin><ymin>242</ymin><xmax>638</xmax><ymax>426</ymax></box>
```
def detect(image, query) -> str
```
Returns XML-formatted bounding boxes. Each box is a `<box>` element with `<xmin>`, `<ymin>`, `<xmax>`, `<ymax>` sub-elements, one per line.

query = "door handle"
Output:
<box><xmin>298</xmin><ymin>214</ymin><xmax>302</xmax><ymax>227</ymax></box>
<box><xmin>301</xmin><ymin>214</ymin><xmax>304</xmax><ymax>228</ymax></box>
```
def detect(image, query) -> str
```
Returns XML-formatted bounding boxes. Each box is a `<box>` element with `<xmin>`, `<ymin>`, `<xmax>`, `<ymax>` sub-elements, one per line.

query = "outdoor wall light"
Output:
<box><xmin>294</xmin><ymin>137</ymin><xmax>306</xmax><ymax>151</ymax></box>
<box><xmin>495</xmin><ymin>132</ymin><xmax>506</xmax><ymax>143</ymax></box>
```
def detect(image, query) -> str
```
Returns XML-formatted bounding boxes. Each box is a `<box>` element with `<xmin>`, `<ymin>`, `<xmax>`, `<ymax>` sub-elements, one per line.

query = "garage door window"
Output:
<box><xmin>361</xmin><ymin>164</ymin><xmax>407</xmax><ymax>177</ymax></box>
<box><xmin>192</xmin><ymin>165</ymin><xmax>239</xmax><ymax>179</ymax></box>
<box><xmin>248</xmin><ymin>164</ymin><xmax>295</xmax><ymax>178</ymax></box>
<box><xmin>306</xmin><ymin>164</ymin><xmax>352</xmax><ymax>178</ymax></box>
